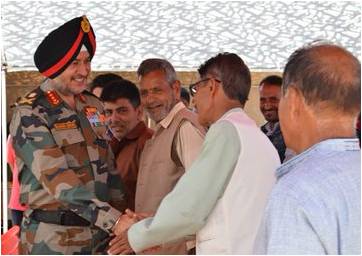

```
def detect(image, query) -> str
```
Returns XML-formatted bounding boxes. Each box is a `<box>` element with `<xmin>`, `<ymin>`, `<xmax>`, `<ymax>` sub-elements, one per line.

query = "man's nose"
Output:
<box><xmin>263</xmin><ymin>101</ymin><xmax>273</xmax><ymax>109</ymax></box>
<box><xmin>144</xmin><ymin>94</ymin><xmax>156</xmax><ymax>106</ymax></box>
<box><xmin>78</xmin><ymin>62</ymin><xmax>90</xmax><ymax>76</ymax></box>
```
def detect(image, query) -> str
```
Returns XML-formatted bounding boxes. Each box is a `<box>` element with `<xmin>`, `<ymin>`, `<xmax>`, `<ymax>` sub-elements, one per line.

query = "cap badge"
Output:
<box><xmin>81</xmin><ymin>16</ymin><xmax>90</xmax><ymax>33</ymax></box>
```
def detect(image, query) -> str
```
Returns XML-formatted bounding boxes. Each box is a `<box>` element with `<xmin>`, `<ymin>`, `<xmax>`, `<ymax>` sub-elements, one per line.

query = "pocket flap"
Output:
<box><xmin>52</xmin><ymin>128</ymin><xmax>85</xmax><ymax>146</ymax></box>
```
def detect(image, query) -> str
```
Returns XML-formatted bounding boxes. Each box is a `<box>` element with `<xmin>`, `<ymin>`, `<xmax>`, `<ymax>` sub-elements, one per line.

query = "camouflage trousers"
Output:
<box><xmin>20</xmin><ymin>213</ymin><xmax>110</xmax><ymax>255</ymax></box>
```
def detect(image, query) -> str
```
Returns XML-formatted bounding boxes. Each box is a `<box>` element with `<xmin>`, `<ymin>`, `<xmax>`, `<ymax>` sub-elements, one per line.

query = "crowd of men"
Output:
<box><xmin>7</xmin><ymin>16</ymin><xmax>360</xmax><ymax>255</ymax></box>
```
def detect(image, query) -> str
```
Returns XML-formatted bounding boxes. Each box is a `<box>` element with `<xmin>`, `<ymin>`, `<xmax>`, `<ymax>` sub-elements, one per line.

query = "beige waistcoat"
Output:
<box><xmin>135</xmin><ymin>107</ymin><xmax>205</xmax><ymax>254</ymax></box>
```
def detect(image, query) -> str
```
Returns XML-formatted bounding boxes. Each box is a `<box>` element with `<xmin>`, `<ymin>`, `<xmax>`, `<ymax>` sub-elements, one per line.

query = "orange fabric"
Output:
<box><xmin>87</xmin><ymin>29</ymin><xmax>96</xmax><ymax>55</ymax></box>
<box><xmin>7</xmin><ymin>136</ymin><xmax>27</xmax><ymax>211</ymax></box>
<box><xmin>1</xmin><ymin>225</ymin><xmax>20</xmax><ymax>255</ymax></box>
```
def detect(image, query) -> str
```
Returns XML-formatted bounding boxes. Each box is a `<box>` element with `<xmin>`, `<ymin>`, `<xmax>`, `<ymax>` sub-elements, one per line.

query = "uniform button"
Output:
<box><xmin>103</xmin><ymin>223</ymin><xmax>108</xmax><ymax>228</ymax></box>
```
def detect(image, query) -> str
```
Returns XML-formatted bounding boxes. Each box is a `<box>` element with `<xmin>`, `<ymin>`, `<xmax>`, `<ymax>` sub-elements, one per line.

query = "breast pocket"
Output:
<box><xmin>91</xmin><ymin>125</ymin><xmax>107</xmax><ymax>141</ymax></box>
<box><xmin>52</xmin><ymin>128</ymin><xmax>89</xmax><ymax>168</ymax></box>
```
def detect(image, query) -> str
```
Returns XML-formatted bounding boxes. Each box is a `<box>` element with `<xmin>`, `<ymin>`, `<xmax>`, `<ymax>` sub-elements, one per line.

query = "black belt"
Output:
<box><xmin>31</xmin><ymin>209</ymin><xmax>91</xmax><ymax>226</ymax></box>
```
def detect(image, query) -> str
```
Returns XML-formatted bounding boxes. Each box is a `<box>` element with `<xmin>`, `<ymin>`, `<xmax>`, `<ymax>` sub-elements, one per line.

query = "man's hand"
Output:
<box><xmin>112</xmin><ymin>212</ymin><xmax>137</xmax><ymax>236</ymax></box>
<box><xmin>108</xmin><ymin>230</ymin><xmax>162</xmax><ymax>255</ymax></box>
<box><xmin>140</xmin><ymin>245</ymin><xmax>162</xmax><ymax>254</ymax></box>
<box><xmin>108</xmin><ymin>230</ymin><xmax>133</xmax><ymax>255</ymax></box>
<box><xmin>124</xmin><ymin>209</ymin><xmax>153</xmax><ymax>221</ymax></box>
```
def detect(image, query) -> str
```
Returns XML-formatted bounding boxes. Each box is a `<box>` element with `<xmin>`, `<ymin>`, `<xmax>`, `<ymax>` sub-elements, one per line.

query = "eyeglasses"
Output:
<box><xmin>189</xmin><ymin>78</ymin><xmax>221</xmax><ymax>96</ymax></box>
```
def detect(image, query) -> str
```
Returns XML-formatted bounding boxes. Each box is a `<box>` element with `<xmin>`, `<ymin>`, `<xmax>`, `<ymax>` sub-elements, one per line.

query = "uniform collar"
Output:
<box><xmin>40</xmin><ymin>79</ymin><xmax>88</xmax><ymax>110</ymax></box>
<box><xmin>40</xmin><ymin>78</ymin><xmax>54</xmax><ymax>91</ymax></box>
<box><xmin>39</xmin><ymin>79</ymin><xmax>65</xmax><ymax>108</ymax></box>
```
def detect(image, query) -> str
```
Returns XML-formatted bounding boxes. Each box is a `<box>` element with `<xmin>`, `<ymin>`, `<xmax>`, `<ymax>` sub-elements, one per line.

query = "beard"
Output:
<box><xmin>146</xmin><ymin>94</ymin><xmax>177</xmax><ymax>123</ymax></box>
<box><xmin>51</xmin><ymin>77</ymin><xmax>87</xmax><ymax>96</ymax></box>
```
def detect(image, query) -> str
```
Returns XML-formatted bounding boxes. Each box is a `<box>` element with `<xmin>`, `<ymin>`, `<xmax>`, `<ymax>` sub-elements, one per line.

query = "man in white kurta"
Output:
<box><xmin>108</xmin><ymin>52</ymin><xmax>280</xmax><ymax>254</ymax></box>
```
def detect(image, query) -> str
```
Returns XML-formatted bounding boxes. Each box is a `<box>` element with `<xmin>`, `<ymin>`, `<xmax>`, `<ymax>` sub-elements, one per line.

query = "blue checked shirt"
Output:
<box><xmin>254</xmin><ymin>138</ymin><xmax>361</xmax><ymax>254</ymax></box>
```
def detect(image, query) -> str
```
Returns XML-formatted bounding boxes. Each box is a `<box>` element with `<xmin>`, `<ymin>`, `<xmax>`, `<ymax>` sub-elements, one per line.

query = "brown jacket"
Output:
<box><xmin>110</xmin><ymin>121</ymin><xmax>154</xmax><ymax>211</ymax></box>
<box><xmin>136</xmin><ymin>105</ymin><xmax>205</xmax><ymax>254</ymax></box>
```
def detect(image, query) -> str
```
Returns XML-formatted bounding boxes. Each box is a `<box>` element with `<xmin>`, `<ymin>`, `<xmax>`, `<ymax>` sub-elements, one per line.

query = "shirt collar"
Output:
<box><xmin>276</xmin><ymin>138</ymin><xmax>360</xmax><ymax>179</ymax></box>
<box><xmin>264</xmin><ymin>122</ymin><xmax>279</xmax><ymax>135</ymax></box>
<box><xmin>216</xmin><ymin>107</ymin><xmax>255</xmax><ymax>125</ymax></box>
<box><xmin>158</xmin><ymin>102</ymin><xmax>185</xmax><ymax>129</ymax></box>
<box><xmin>125</xmin><ymin>121</ymin><xmax>148</xmax><ymax>140</ymax></box>
<box><xmin>218</xmin><ymin>107</ymin><xmax>243</xmax><ymax>119</ymax></box>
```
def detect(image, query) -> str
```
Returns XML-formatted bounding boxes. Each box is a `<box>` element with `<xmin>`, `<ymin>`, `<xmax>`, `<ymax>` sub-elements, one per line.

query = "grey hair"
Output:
<box><xmin>137</xmin><ymin>58</ymin><xmax>177</xmax><ymax>85</ymax></box>
<box><xmin>282</xmin><ymin>40</ymin><xmax>360</xmax><ymax>113</ymax></box>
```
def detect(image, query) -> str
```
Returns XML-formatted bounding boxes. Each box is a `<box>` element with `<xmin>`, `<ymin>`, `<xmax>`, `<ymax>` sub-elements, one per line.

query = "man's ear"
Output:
<box><xmin>136</xmin><ymin>105</ymin><xmax>144</xmax><ymax>121</ymax></box>
<box><xmin>172</xmin><ymin>80</ymin><xmax>181</xmax><ymax>100</ymax></box>
<box><xmin>285</xmin><ymin>86</ymin><xmax>305</xmax><ymax>120</ymax></box>
<box><xmin>209</xmin><ymin>79</ymin><xmax>220</xmax><ymax>98</ymax></box>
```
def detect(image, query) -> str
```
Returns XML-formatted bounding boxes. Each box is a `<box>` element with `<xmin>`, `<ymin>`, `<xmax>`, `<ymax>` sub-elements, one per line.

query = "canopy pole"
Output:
<box><xmin>1</xmin><ymin>60</ymin><xmax>9</xmax><ymax>233</ymax></box>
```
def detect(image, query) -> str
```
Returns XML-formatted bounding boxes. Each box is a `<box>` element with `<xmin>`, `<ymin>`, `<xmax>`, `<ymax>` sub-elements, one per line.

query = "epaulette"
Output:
<box><xmin>14</xmin><ymin>88</ymin><xmax>42</xmax><ymax>108</ymax></box>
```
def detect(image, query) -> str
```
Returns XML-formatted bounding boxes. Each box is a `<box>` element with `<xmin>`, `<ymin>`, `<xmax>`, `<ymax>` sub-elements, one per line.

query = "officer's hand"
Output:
<box><xmin>113</xmin><ymin>213</ymin><xmax>137</xmax><ymax>236</ymax></box>
<box><xmin>108</xmin><ymin>230</ymin><xmax>133</xmax><ymax>255</ymax></box>
<box><xmin>124</xmin><ymin>209</ymin><xmax>153</xmax><ymax>221</ymax></box>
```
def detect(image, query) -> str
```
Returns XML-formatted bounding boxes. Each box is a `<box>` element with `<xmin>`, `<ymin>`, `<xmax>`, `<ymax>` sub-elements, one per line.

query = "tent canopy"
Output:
<box><xmin>2</xmin><ymin>1</ymin><xmax>361</xmax><ymax>71</ymax></box>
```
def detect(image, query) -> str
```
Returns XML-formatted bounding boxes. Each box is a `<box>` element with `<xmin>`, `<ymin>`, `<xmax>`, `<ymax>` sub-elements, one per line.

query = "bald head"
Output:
<box><xmin>282</xmin><ymin>42</ymin><xmax>360</xmax><ymax>114</ymax></box>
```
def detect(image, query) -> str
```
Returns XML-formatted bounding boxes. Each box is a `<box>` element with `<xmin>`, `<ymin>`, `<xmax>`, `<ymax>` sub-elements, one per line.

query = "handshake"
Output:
<box><xmin>107</xmin><ymin>209</ymin><xmax>158</xmax><ymax>254</ymax></box>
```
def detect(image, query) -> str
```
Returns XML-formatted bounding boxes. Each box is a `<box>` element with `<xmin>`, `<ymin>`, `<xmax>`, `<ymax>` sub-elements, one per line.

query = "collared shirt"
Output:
<box><xmin>262</xmin><ymin>121</ymin><xmax>279</xmax><ymax>137</ymax></box>
<box><xmin>254</xmin><ymin>138</ymin><xmax>361</xmax><ymax>254</ymax></box>
<box><xmin>261</xmin><ymin>121</ymin><xmax>287</xmax><ymax>162</ymax></box>
<box><xmin>156</xmin><ymin>101</ymin><xmax>204</xmax><ymax>170</ymax></box>
<box><xmin>128</xmin><ymin>108</ymin><xmax>241</xmax><ymax>253</ymax></box>
<box><xmin>109</xmin><ymin>121</ymin><xmax>153</xmax><ymax>211</ymax></box>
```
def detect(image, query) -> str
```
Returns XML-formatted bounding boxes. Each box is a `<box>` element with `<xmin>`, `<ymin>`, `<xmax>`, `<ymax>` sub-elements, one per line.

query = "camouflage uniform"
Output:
<box><xmin>10</xmin><ymin>80</ymin><xmax>126</xmax><ymax>254</ymax></box>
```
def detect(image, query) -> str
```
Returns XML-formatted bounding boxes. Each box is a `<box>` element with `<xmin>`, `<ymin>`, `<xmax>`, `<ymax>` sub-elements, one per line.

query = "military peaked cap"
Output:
<box><xmin>34</xmin><ymin>15</ymin><xmax>96</xmax><ymax>79</ymax></box>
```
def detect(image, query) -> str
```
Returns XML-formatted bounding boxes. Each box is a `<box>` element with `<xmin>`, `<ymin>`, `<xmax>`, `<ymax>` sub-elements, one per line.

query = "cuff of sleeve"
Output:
<box><xmin>127</xmin><ymin>219</ymin><xmax>150</xmax><ymax>253</ymax></box>
<box><xmin>95</xmin><ymin>207</ymin><xmax>122</xmax><ymax>233</ymax></box>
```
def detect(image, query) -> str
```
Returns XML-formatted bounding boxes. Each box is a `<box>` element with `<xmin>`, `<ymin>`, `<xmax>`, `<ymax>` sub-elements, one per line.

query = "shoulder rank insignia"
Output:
<box><xmin>45</xmin><ymin>90</ymin><xmax>61</xmax><ymax>106</ymax></box>
<box><xmin>16</xmin><ymin>91</ymin><xmax>38</xmax><ymax>106</ymax></box>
